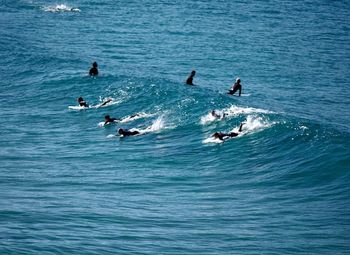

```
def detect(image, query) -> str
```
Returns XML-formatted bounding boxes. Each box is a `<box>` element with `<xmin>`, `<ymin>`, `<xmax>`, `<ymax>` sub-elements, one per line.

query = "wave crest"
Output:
<box><xmin>42</xmin><ymin>4</ymin><xmax>80</xmax><ymax>13</ymax></box>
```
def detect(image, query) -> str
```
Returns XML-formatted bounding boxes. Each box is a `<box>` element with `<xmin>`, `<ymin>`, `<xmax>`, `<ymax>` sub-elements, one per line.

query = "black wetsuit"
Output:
<box><xmin>89</xmin><ymin>67</ymin><xmax>98</xmax><ymax>76</ymax></box>
<box><xmin>79</xmin><ymin>101</ymin><xmax>88</xmax><ymax>107</ymax></box>
<box><xmin>228</xmin><ymin>82</ymin><xmax>242</xmax><ymax>96</ymax></box>
<box><xmin>120</xmin><ymin>129</ymin><xmax>140</xmax><ymax>136</ymax></box>
<box><xmin>215</xmin><ymin>132</ymin><xmax>239</xmax><ymax>140</ymax></box>
<box><xmin>105</xmin><ymin>118</ymin><xmax>119</xmax><ymax>125</ymax></box>
<box><xmin>214</xmin><ymin>123</ymin><xmax>244</xmax><ymax>140</ymax></box>
<box><xmin>186</xmin><ymin>76</ymin><xmax>194</xmax><ymax>85</ymax></box>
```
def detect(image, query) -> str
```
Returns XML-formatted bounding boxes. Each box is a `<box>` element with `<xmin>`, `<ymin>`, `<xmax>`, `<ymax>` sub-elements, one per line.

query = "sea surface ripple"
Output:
<box><xmin>0</xmin><ymin>0</ymin><xmax>349</xmax><ymax>254</ymax></box>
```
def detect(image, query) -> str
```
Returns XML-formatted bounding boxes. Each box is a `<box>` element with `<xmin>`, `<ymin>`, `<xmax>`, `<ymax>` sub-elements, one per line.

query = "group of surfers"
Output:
<box><xmin>76</xmin><ymin>62</ymin><xmax>246</xmax><ymax>140</ymax></box>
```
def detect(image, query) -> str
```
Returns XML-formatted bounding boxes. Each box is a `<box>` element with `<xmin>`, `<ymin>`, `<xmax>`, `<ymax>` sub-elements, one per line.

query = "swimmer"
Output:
<box><xmin>186</xmin><ymin>70</ymin><xmax>196</xmax><ymax>85</ymax></box>
<box><xmin>118</xmin><ymin>128</ymin><xmax>140</xmax><ymax>137</ymax></box>
<box><xmin>104</xmin><ymin>115</ymin><xmax>120</xmax><ymax>125</ymax></box>
<box><xmin>211</xmin><ymin>110</ymin><xmax>227</xmax><ymax>119</ymax></box>
<box><xmin>89</xmin><ymin>62</ymin><xmax>98</xmax><ymax>76</ymax></box>
<box><xmin>228</xmin><ymin>77</ymin><xmax>242</xmax><ymax>96</ymax></box>
<box><xmin>77</xmin><ymin>97</ymin><xmax>88</xmax><ymax>107</ymax></box>
<box><xmin>212</xmin><ymin>122</ymin><xmax>245</xmax><ymax>141</ymax></box>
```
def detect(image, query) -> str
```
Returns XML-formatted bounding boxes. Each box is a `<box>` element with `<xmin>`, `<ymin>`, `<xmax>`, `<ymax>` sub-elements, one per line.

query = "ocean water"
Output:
<box><xmin>1</xmin><ymin>0</ymin><xmax>350</xmax><ymax>254</ymax></box>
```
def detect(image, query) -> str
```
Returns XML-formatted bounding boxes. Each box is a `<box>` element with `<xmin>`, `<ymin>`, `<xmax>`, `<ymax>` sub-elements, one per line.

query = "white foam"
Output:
<box><xmin>42</xmin><ymin>4</ymin><xmax>80</xmax><ymax>12</ymax></box>
<box><xmin>98</xmin><ymin>113</ymin><xmax>154</xmax><ymax>128</ymax></box>
<box><xmin>106</xmin><ymin>134</ymin><xmax>116</xmax><ymax>138</ymax></box>
<box><xmin>200</xmin><ymin>110</ymin><xmax>226</xmax><ymax>125</ymax></box>
<box><xmin>111</xmin><ymin>116</ymin><xmax>165</xmax><ymax>138</ymax></box>
<box><xmin>200</xmin><ymin>105</ymin><xmax>273</xmax><ymax>125</ymax></box>
<box><xmin>231</xmin><ymin>115</ymin><xmax>273</xmax><ymax>135</ymax></box>
<box><xmin>203</xmin><ymin>115</ymin><xmax>274</xmax><ymax>144</ymax></box>
<box><xmin>226</xmin><ymin>105</ymin><xmax>273</xmax><ymax>116</ymax></box>
<box><xmin>120</xmin><ymin>112</ymin><xmax>154</xmax><ymax>123</ymax></box>
<box><xmin>203</xmin><ymin>137</ymin><xmax>224</xmax><ymax>144</ymax></box>
<box><xmin>137</xmin><ymin>116</ymin><xmax>165</xmax><ymax>134</ymax></box>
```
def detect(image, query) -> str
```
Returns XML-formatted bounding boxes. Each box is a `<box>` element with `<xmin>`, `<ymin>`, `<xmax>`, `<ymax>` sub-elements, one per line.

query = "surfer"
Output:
<box><xmin>118</xmin><ymin>128</ymin><xmax>140</xmax><ymax>137</ymax></box>
<box><xmin>212</xmin><ymin>122</ymin><xmax>245</xmax><ymax>141</ymax></box>
<box><xmin>89</xmin><ymin>62</ymin><xmax>98</xmax><ymax>76</ymax></box>
<box><xmin>211</xmin><ymin>110</ymin><xmax>227</xmax><ymax>119</ymax></box>
<box><xmin>104</xmin><ymin>115</ymin><xmax>120</xmax><ymax>125</ymax></box>
<box><xmin>77</xmin><ymin>97</ymin><xmax>88</xmax><ymax>107</ymax></box>
<box><xmin>186</xmin><ymin>70</ymin><xmax>196</xmax><ymax>85</ymax></box>
<box><xmin>228</xmin><ymin>77</ymin><xmax>242</xmax><ymax>96</ymax></box>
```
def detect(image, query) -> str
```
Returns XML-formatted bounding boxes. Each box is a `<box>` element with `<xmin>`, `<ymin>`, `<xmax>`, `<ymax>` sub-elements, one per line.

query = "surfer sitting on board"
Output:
<box><xmin>186</xmin><ymin>70</ymin><xmax>196</xmax><ymax>85</ymax></box>
<box><xmin>104</xmin><ymin>115</ymin><xmax>120</xmax><ymax>125</ymax></box>
<box><xmin>89</xmin><ymin>62</ymin><xmax>98</xmax><ymax>76</ymax></box>
<box><xmin>77</xmin><ymin>97</ymin><xmax>89</xmax><ymax>107</ymax></box>
<box><xmin>228</xmin><ymin>77</ymin><xmax>242</xmax><ymax>96</ymax></box>
<box><xmin>212</xmin><ymin>122</ymin><xmax>245</xmax><ymax>141</ymax></box>
<box><xmin>118</xmin><ymin>128</ymin><xmax>140</xmax><ymax>137</ymax></box>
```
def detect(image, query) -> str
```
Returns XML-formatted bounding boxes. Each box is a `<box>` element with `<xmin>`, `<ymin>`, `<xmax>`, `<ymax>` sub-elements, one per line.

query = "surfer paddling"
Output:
<box><xmin>118</xmin><ymin>128</ymin><xmax>140</xmax><ymax>137</ymax></box>
<box><xmin>212</xmin><ymin>122</ymin><xmax>245</xmax><ymax>141</ymax></box>
<box><xmin>211</xmin><ymin>110</ymin><xmax>227</xmax><ymax>119</ymax></box>
<box><xmin>186</xmin><ymin>70</ymin><xmax>196</xmax><ymax>85</ymax></box>
<box><xmin>228</xmin><ymin>77</ymin><xmax>242</xmax><ymax>96</ymax></box>
<box><xmin>77</xmin><ymin>97</ymin><xmax>89</xmax><ymax>107</ymax></box>
<box><xmin>89</xmin><ymin>62</ymin><xmax>99</xmax><ymax>76</ymax></box>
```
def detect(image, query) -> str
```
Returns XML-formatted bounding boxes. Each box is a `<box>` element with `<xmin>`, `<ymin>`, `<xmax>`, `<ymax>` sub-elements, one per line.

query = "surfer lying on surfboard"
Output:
<box><xmin>118</xmin><ymin>128</ymin><xmax>140</xmax><ymax>137</ymax></box>
<box><xmin>211</xmin><ymin>110</ymin><xmax>227</xmax><ymax>119</ymax></box>
<box><xmin>212</xmin><ymin>122</ymin><xmax>245</xmax><ymax>141</ymax></box>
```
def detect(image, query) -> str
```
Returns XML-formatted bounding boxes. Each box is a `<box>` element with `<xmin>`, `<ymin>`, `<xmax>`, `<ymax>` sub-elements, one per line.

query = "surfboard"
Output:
<box><xmin>68</xmin><ymin>106</ymin><xmax>89</xmax><ymax>110</ymax></box>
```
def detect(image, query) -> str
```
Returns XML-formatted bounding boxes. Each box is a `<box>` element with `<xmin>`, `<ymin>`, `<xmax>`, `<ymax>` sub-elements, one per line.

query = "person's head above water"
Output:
<box><xmin>105</xmin><ymin>115</ymin><xmax>110</xmax><ymax>120</ymax></box>
<box><xmin>92</xmin><ymin>62</ymin><xmax>98</xmax><ymax>68</ymax></box>
<box><xmin>213</xmin><ymin>132</ymin><xmax>221</xmax><ymax>138</ymax></box>
<box><xmin>191</xmin><ymin>70</ymin><xmax>196</xmax><ymax>76</ymax></box>
<box><xmin>77</xmin><ymin>97</ymin><xmax>84</xmax><ymax>102</ymax></box>
<box><xmin>118</xmin><ymin>128</ymin><xmax>124</xmax><ymax>135</ymax></box>
<box><xmin>236</xmin><ymin>77</ymin><xmax>241</xmax><ymax>83</ymax></box>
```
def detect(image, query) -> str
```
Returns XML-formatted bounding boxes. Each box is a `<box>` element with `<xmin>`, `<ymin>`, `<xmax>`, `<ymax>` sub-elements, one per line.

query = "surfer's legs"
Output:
<box><xmin>101</xmin><ymin>99</ymin><xmax>112</xmax><ymax>106</ymax></box>
<box><xmin>229</xmin><ymin>87</ymin><xmax>239</xmax><ymax>95</ymax></box>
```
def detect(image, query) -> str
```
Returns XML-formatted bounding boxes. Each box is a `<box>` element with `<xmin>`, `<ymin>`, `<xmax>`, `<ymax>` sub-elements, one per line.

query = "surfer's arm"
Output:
<box><xmin>238</xmin><ymin>123</ymin><xmax>245</xmax><ymax>132</ymax></box>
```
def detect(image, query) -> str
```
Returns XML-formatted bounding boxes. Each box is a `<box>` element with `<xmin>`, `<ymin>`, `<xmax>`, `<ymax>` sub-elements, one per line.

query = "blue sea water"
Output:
<box><xmin>1</xmin><ymin>0</ymin><xmax>350</xmax><ymax>254</ymax></box>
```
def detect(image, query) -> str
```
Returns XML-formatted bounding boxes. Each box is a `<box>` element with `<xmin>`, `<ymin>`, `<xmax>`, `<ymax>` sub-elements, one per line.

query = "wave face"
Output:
<box><xmin>1</xmin><ymin>1</ymin><xmax>350</xmax><ymax>254</ymax></box>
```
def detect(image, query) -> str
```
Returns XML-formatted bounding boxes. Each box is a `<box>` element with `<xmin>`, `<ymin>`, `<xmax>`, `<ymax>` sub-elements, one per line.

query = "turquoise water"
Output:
<box><xmin>1</xmin><ymin>0</ymin><xmax>350</xmax><ymax>254</ymax></box>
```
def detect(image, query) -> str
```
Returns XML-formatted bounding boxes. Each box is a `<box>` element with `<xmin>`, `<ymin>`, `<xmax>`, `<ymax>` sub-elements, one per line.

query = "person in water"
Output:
<box><xmin>211</xmin><ymin>110</ymin><xmax>227</xmax><ymax>119</ymax></box>
<box><xmin>77</xmin><ymin>97</ymin><xmax>88</xmax><ymax>107</ymax></box>
<box><xmin>228</xmin><ymin>77</ymin><xmax>242</xmax><ymax>96</ymax></box>
<box><xmin>186</xmin><ymin>70</ymin><xmax>196</xmax><ymax>85</ymax></box>
<box><xmin>89</xmin><ymin>62</ymin><xmax>98</xmax><ymax>76</ymax></box>
<box><xmin>118</xmin><ymin>128</ymin><xmax>140</xmax><ymax>136</ymax></box>
<box><xmin>212</xmin><ymin>122</ymin><xmax>245</xmax><ymax>141</ymax></box>
<box><xmin>104</xmin><ymin>115</ymin><xmax>120</xmax><ymax>125</ymax></box>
